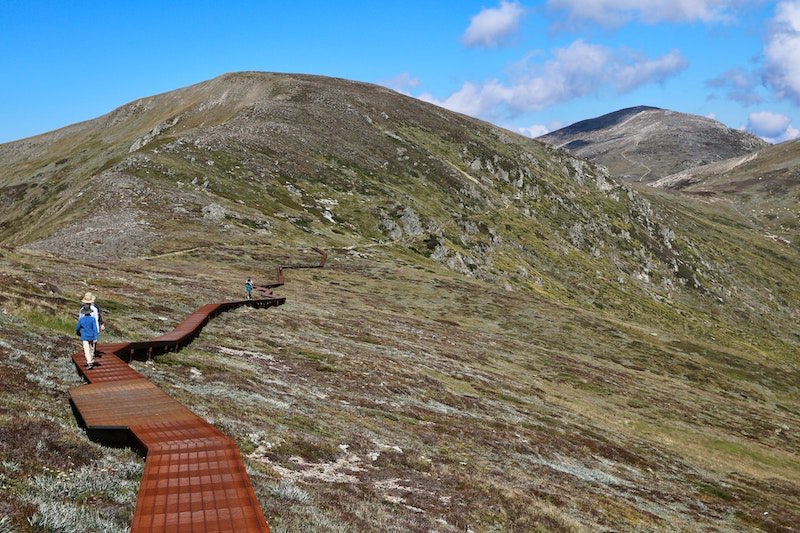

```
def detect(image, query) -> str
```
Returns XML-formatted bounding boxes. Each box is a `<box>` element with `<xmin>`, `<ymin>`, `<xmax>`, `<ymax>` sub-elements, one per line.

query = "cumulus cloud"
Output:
<box><xmin>463</xmin><ymin>1</ymin><xmax>526</xmax><ymax>48</ymax></box>
<box><xmin>419</xmin><ymin>81</ymin><xmax>503</xmax><ymax>118</ymax></box>
<box><xmin>615</xmin><ymin>50</ymin><xmax>688</xmax><ymax>92</ymax></box>
<box><xmin>764</xmin><ymin>1</ymin><xmax>800</xmax><ymax>105</ymax></box>
<box><xmin>420</xmin><ymin>40</ymin><xmax>687</xmax><ymax>121</ymax></box>
<box><xmin>706</xmin><ymin>68</ymin><xmax>763</xmax><ymax>104</ymax></box>
<box><xmin>747</xmin><ymin>110</ymin><xmax>800</xmax><ymax>143</ymax></box>
<box><xmin>547</xmin><ymin>0</ymin><xmax>751</xmax><ymax>27</ymax></box>
<box><xmin>381</xmin><ymin>72</ymin><xmax>421</xmax><ymax>95</ymax></box>
<box><xmin>518</xmin><ymin>124</ymin><xmax>552</xmax><ymax>137</ymax></box>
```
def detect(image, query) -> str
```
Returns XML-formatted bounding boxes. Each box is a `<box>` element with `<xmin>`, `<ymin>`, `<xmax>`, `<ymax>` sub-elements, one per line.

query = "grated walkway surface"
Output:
<box><xmin>69</xmin><ymin>296</ymin><xmax>285</xmax><ymax>533</ymax></box>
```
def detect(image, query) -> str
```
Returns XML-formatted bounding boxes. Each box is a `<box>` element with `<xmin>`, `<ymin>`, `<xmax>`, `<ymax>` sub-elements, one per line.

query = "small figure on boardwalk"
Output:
<box><xmin>245</xmin><ymin>277</ymin><xmax>254</xmax><ymax>300</ymax></box>
<box><xmin>76</xmin><ymin>304</ymin><xmax>99</xmax><ymax>369</ymax></box>
<box><xmin>80</xmin><ymin>292</ymin><xmax>105</xmax><ymax>354</ymax></box>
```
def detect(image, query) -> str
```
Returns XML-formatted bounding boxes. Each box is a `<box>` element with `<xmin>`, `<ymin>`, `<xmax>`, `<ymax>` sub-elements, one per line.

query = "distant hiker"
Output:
<box><xmin>76</xmin><ymin>304</ymin><xmax>99</xmax><ymax>369</ymax></box>
<box><xmin>80</xmin><ymin>292</ymin><xmax>105</xmax><ymax>354</ymax></box>
<box><xmin>245</xmin><ymin>278</ymin><xmax>254</xmax><ymax>300</ymax></box>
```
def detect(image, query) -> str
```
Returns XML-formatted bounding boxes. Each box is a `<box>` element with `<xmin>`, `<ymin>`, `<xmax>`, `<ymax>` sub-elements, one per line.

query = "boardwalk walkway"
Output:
<box><xmin>69</xmin><ymin>297</ymin><xmax>284</xmax><ymax>532</ymax></box>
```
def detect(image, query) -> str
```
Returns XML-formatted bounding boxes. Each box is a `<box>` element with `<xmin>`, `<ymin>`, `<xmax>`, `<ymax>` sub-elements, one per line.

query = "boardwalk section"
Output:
<box><xmin>69</xmin><ymin>296</ymin><xmax>284</xmax><ymax>533</ymax></box>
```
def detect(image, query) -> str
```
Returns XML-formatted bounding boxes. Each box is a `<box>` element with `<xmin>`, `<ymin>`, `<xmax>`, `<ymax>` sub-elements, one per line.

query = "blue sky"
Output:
<box><xmin>2</xmin><ymin>1</ymin><xmax>799</xmax><ymax>144</ymax></box>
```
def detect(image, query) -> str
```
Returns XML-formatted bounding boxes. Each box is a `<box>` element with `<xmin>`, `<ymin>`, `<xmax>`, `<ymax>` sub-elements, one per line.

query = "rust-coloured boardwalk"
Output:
<box><xmin>69</xmin><ymin>297</ymin><xmax>285</xmax><ymax>533</ymax></box>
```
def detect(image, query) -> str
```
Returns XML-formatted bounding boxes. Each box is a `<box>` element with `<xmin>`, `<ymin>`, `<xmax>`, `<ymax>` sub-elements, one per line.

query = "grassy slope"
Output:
<box><xmin>0</xmin><ymin>235</ymin><xmax>798</xmax><ymax>532</ymax></box>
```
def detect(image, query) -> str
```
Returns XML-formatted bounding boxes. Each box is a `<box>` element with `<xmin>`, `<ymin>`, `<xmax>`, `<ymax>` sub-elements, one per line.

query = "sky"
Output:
<box><xmin>1</xmin><ymin>1</ymin><xmax>799</xmax><ymax>145</ymax></box>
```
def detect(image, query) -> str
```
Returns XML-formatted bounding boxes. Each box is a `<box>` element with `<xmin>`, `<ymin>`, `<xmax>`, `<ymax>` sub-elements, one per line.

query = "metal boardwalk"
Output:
<box><xmin>69</xmin><ymin>296</ymin><xmax>285</xmax><ymax>533</ymax></box>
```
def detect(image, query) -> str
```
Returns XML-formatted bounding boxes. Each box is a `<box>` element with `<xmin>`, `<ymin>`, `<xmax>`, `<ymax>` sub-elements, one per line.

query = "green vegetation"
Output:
<box><xmin>0</xmin><ymin>72</ymin><xmax>797</xmax><ymax>531</ymax></box>
<box><xmin>19</xmin><ymin>308</ymin><xmax>75</xmax><ymax>335</ymax></box>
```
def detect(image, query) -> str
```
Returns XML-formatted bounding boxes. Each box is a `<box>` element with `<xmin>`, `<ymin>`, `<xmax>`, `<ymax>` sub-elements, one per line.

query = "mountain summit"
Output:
<box><xmin>539</xmin><ymin>106</ymin><xmax>768</xmax><ymax>182</ymax></box>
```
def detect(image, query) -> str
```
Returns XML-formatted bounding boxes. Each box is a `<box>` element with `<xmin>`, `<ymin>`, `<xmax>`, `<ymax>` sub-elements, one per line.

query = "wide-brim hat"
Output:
<box><xmin>81</xmin><ymin>291</ymin><xmax>96</xmax><ymax>304</ymax></box>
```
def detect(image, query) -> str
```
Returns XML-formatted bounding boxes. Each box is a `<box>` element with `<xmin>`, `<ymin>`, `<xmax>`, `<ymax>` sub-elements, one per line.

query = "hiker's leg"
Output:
<box><xmin>82</xmin><ymin>341</ymin><xmax>94</xmax><ymax>366</ymax></box>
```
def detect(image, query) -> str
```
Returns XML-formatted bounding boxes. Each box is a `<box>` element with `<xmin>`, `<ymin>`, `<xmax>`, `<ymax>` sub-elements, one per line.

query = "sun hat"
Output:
<box><xmin>81</xmin><ymin>291</ymin><xmax>96</xmax><ymax>304</ymax></box>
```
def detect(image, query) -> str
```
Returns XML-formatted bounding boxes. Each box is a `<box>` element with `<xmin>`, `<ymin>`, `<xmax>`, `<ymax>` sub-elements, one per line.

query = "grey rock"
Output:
<box><xmin>202</xmin><ymin>203</ymin><xmax>226</xmax><ymax>221</ymax></box>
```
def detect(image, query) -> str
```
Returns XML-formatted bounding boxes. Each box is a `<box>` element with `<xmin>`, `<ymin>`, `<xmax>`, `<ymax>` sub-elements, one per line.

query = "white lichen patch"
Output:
<box><xmin>267</xmin><ymin>454</ymin><xmax>367</xmax><ymax>484</ymax></box>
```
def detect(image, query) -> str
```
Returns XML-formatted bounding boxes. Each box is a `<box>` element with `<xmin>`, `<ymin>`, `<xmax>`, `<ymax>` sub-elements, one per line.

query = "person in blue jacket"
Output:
<box><xmin>80</xmin><ymin>291</ymin><xmax>105</xmax><ymax>355</ymax></box>
<box><xmin>245</xmin><ymin>277</ymin><xmax>254</xmax><ymax>300</ymax></box>
<box><xmin>75</xmin><ymin>304</ymin><xmax>99</xmax><ymax>369</ymax></box>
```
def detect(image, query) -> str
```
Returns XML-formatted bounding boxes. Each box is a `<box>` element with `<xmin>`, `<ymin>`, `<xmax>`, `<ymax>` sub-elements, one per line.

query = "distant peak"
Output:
<box><xmin>548</xmin><ymin>106</ymin><xmax>664</xmax><ymax>136</ymax></box>
<box><xmin>539</xmin><ymin>104</ymin><xmax>768</xmax><ymax>183</ymax></box>
<box><xmin>620</xmin><ymin>105</ymin><xmax>662</xmax><ymax>112</ymax></box>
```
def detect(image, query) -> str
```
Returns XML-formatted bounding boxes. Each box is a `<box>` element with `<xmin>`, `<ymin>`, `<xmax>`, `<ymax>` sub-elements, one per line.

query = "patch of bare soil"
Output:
<box><xmin>23</xmin><ymin>209</ymin><xmax>158</xmax><ymax>260</ymax></box>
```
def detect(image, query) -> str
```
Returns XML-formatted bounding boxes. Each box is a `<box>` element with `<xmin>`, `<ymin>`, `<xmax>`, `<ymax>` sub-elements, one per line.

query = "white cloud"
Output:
<box><xmin>748</xmin><ymin>111</ymin><xmax>790</xmax><ymax>136</ymax></box>
<box><xmin>381</xmin><ymin>72</ymin><xmax>421</xmax><ymax>95</ymax></box>
<box><xmin>420</xmin><ymin>40</ymin><xmax>687</xmax><ymax>120</ymax></box>
<box><xmin>615</xmin><ymin>50</ymin><xmax>688</xmax><ymax>92</ymax></box>
<box><xmin>764</xmin><ymin>1</ymin><xmax>800</xmax><ymax>105</ymax></box>
<box><xmin>785</xmin><ymin>125</ymin><xmax>800</xmax><ymax>141</ymax></box>
<box><xmin>547</xmin><ymin>0</ymin><xmax>751</xmax><ymax>27</ymax></box>
<box><xmin>747</xmin><ymin>110</ymin><xmax>800</xmax><ymax>143</ymax></box>
<box><xmin>420</xmin><ymin>81</ymin><xmax>510</xmax><ymax>118</ymax></box>
<box><xmin>518</xmin><ymin>124</ymin><xmax>551</xmax><ymax>137</ymax></box>
<box><xmin>463</xmin><ymin>1</ymin><xmax>526</xmax><ymax>48</ymax></box>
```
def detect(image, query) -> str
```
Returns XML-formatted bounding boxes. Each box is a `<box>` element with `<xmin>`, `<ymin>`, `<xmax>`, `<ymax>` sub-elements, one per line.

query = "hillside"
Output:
<box><xmin>538</xmin><ymin>106</ymin><xmax>768</xmax><ymax>182</ymax></box>
<box><xmin>1</xmin><ymin>72</ymin><xmax>799</xmax><ymax>532</ymax></box>
<box><xmin>652</xmin><ymin>139</ymin><xmax>800</xmax><ymax>244</ymax></box>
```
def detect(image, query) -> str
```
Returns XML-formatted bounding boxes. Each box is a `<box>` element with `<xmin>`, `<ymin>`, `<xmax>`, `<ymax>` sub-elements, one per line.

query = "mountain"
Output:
<box><xmin>539</xmin><ymin>106</ymin><xmax>768</xmax><ymax>182</ymax></box>
<box><xmin>1</xmin><ymin>73</ymin><xmax>799</xmax><ymax>532</ymax></box>
<box><xmin>652</xmin><ymin>138</ymin><xmax>800</xmax><ymax>244</ymax></box>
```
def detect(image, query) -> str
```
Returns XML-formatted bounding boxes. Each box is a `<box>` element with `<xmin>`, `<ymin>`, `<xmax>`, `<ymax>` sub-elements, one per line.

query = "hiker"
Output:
<box><xmin>245</xmin><ymin>278</ymin><xmax>254</xmax><ymax>300</ymax></box>
<box><xmin>80</xmin><ymin>292</ymin><xmax>105</xmax><ymax>354</ymax></box>
<box><xmin>75</xmin><ymin>304</ymin><xmax>99</xmax><ymax>369</ymax></box>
